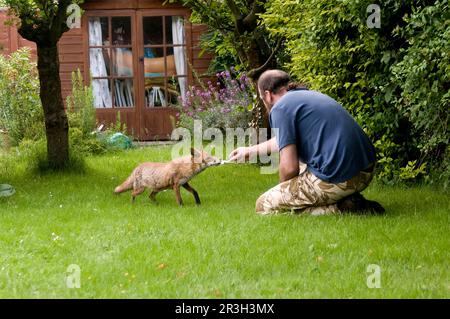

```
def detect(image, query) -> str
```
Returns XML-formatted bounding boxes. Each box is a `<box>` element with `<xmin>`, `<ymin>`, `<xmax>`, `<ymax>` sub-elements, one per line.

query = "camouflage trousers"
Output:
<box><xmin>255</xmin><ymin>162</ymin><xmax>375</xmax><ymax>215</ymax></box>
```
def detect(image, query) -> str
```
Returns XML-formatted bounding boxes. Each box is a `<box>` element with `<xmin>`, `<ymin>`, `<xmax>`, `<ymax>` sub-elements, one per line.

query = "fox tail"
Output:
<box><xmin>114</xmin><ymin>175</ymin><xmax>134</xmax><ymax>194</ymax></box>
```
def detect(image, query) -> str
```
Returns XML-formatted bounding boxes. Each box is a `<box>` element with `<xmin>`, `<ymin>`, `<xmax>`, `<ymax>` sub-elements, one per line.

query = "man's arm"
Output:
<box><xmin>228</xmin><ymin>137</ymin><xmax>278</xmax><ymax>162</ymax></box>
<box><xmin>279</xmin><ymin>144</ymin><xmax>299</xmax><ymax>182</ymax></box>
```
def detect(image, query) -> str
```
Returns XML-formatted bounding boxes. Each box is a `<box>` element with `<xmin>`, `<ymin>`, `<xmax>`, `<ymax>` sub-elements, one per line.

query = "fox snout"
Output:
<box><xmin>190</xmin><ymin>148</ymin><xmax>222</xmax><ymax>167</ymax></box>
<box><xmin>206</xmin><ymin>157</ymin><xmax>222</xmax><ymax>167</ymax></box>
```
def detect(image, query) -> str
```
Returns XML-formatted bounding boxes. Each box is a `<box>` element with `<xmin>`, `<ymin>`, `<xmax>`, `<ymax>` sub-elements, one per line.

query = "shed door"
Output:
<box><xmin>87</xmin><ymin>12</ymin><xmax>139</xmax><ymax>137</ymax></box>
<box><xmin>137</xmin><ymin>11</ymin><xmax>189</xmax><ymax>141</ymax></box>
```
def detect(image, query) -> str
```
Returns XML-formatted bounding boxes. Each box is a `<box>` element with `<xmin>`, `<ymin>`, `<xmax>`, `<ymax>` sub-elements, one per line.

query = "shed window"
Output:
<box><xmin>143</xmin><ymin>16</ymin><xmax>187</xmax><ymax>107</ymax></box>
<box><xmin>88</xmin><ymin>14</ymin><xmax>187</xmax><ymax>109</ymax></box>
<box><xmin>88</xmin><ymin>16</ymin><xmax>134</xmax><ymax>108</ymax></box>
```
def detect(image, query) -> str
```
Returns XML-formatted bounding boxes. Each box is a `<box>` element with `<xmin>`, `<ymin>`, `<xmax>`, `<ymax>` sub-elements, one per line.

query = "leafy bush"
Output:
<box><xmin>65</xmin><ymin>70</ymin><xmax>133</xmax><ymax>155</ymax></box>
<box><xmin>177</xmin><ymin>69</ymin><xmax>255</xmax><ymax>133</ymax></box>
<box><xmin>263</xmin><ymin>0</ymin><xmax>449</xmax><ymax>184</ymax></box>
<box><xmin>0</xmin><ymin>48</ymin><xmax>44</xmax><ymax>146</ymax></box>
<box><xmin>67</xmin><ymin>69</ymin><xmax>96</xmax><ymax>136</ymax></box>
<box><xmin>65</xmin><ymin>69</ymin><xmax>110</xmax><ymax>155</ymax></box>
<box><xmin>390</xmin><ymin>1</ymin><xmax>450</xmax><ymax>184</ymax></box>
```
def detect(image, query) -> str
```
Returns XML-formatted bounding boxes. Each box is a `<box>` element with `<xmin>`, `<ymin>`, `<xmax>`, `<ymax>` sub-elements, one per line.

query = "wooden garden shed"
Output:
<box><xmin>0</xmin><ymin>0</ymin><xmax>212</xmax><ymax>140</ymax></box>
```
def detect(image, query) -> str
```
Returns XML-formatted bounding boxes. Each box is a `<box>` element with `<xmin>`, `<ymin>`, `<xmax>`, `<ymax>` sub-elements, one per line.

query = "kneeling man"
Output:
<box><xmin>229</xmin><ymin>70</ymin><xmax>384</xmax><ymax>215</ymax></box>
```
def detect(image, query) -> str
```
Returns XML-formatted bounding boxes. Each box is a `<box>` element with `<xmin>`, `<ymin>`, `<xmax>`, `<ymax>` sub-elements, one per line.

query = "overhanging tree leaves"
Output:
<box><xmin>171</xmin><ymin>0</ymin><xmax>279</xmax><ymax>78</ymax></box>
<box><xmin>4</xmin><ymin>0</ymin><xmax>83</xmax><ymax>168</ymax></box>
<box><xmin>168</xmin><ymin>0</ymin><xmax>281</xmax><ymax>129</ymax></box>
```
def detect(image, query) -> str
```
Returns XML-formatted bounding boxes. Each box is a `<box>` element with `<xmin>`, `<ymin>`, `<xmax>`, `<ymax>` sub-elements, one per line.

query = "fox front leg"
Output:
<box><xmin>149</xmin><ymin>190</ymin><xmax>159</xmax><ymax>203</ymax></box>
<box><xmin>131</xmin><ymin>187</ymin><xmax>145</xmax><ymax>203</ymax></box>
<box><xmin>173</xmin><ymin>184</ymin><xmax>183</xmax><ymax>206</ymax></box>
<box><xmin>182</xmin><ymin>183</ymin><xmax>201</xmax><ymax>205</ymax></box>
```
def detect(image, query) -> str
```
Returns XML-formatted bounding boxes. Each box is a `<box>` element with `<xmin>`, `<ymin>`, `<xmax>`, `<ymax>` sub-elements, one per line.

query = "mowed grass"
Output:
<box><xmin>0</xmin><ymin>146</ymin><xmax>449</xmax><ymax>298</ymax></box>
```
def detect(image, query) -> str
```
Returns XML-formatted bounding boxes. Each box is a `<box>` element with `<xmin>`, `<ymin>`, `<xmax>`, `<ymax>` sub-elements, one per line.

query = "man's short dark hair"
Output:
<box><xmin>257</xmin><ymin>70</ymin><xmax>291</xmax><ymax>94</ymax></box>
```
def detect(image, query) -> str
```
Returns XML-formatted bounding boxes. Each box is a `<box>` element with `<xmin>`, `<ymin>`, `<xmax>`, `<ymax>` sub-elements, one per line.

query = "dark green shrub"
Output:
<box><xmin>391</xmin><ymin>1</ymin><xmax>449</xmax><ymax>184</ymax></box>
<box><xmin>263</xmin><ymin>0</ymin><xmax>448</xmax><ymax>184</ymax></box>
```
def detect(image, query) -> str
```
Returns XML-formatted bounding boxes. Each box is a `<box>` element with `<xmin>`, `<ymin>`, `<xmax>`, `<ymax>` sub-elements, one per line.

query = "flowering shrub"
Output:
<box><xmin>177</xmin><ymin>69</ymin><xmax>255</xmax><ymax>133</ymax></box>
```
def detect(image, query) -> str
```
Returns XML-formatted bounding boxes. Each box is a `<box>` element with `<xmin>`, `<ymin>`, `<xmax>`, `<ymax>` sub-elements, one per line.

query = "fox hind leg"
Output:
<box><xmin>182</xmin><ymin>183</ymin><xmax>201</xmax><ymax>205</ymax></box>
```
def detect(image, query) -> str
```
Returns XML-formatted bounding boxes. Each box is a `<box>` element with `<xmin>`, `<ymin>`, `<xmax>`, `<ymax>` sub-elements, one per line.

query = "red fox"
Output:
<box><xmin>114</xmin><ymin>148</ymin><xmax>221</xmax><ymax>206</ymax></box>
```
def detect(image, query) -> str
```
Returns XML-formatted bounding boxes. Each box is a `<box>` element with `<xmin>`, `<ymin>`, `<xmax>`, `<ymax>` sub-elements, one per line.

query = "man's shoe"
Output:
<box><xmin>337</xmin><ymin>192</ymin><xmax>385</xmax><ymax>215</ymax></box>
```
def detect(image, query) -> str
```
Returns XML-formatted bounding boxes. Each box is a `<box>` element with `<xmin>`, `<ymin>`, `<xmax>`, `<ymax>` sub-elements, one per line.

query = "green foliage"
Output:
<box><xmin>263</xmin><ymin>0</ymin><xmax>449</xmax><ymax>184</ymax></box>
<box><xmin>0</xmin><ymin>47</ymin><xmax>44</xmax><ymax>146</ymax></box>
<box><xmin>198</xmin><ymin>30</ymin><xmax>242</xmax><ymax>75</ymax></box>
<box><xmin>65</xmin><ymin>69</ymin><xmax>109</xmax><ymax>156</ymax></box>
<box><xmin>67</xmin><ymin>69</ymin><xmax>96</xmax><ymax>136</ymax></box>
<box><xmin>168</xmin><ymin>0</ymin><xmax>278</xmax><ymax>76</ymax></box>
<box><xmin>390</xmin><ymin>1</ymin><xmax>450</xmax><ymax>173</ymax></box>
<box><xmin>109</xmin><ymin>111</ymin><xmax>128</xmax><ymax>135</ymax></box>
<box><xmin>65</xmin><ymin>70</ymin><xmax>133</xmax><ymax>155</ymax></box>
<box><xmin>4</xmin><ymin>0</ymin><xmax>84</xmax><ymax>27</ymax></box>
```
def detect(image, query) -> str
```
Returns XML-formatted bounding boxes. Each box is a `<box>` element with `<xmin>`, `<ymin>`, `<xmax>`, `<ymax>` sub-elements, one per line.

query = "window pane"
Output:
<box><xmin>114</xmin><ymin>79</ymin><xmax>134</xmax><ymax>108</ymax></box>
<box><xmin>112</xmin><ymin>17</ymin><xmax>132</xmax><ymax>46</ymax></box>
<box><xmin>113</xmin><ymin>48</ymin><xmax>133</xmax><ymax>77</ymax></box>
<box><xmin>144</xmin><ymin>48</ymin><xmax>165</xmax><ymax>78</ymax></box>
<box><xmin>89</xmin><ymin>48</ymin><xmax>110</xmax><ymax>77</ymax></box>
<box><xmin>167</xmin><ymin>16</ymin><xmax>185</xmax><ymax>45</ymax></box>
<box><xmin>143</xmin><ymin>17</ymin><xmax>163</xmax><ymax>45</ymax></box>
<box><xmin>92</xmin><ymin>79</ymin><xmax>112</xmax><ymax>108</ymax></box>
<box><xmin>89</xmin><ymin>17</ymin><xmax>109</xmax><ymax>46</ymax></box>
<box><xmin>145</xmin><ymin>78</ymin><xmax>167</xmax><ymax>107</ymax></box>
<box><xmin>165</xmin><ymin>17</ymin><xmax>173</xmax><ymax>44</ymax></box>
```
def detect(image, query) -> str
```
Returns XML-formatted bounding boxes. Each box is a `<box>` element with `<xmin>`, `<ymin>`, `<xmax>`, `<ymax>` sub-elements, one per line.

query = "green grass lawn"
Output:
<box><xmin>0</xmin><ymin>146</ymin><xmax>449</xmax><ymax>298</ymax></box>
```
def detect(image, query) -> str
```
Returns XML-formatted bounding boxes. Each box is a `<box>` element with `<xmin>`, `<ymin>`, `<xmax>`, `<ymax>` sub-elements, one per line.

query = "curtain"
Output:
<box><xmin>172</xmin><ymin>16</ymin><xmax>187</xmax><ymax>101</ymax></box>
<box><xmin>89</xmin><ymin>18</ymin><xmax>112</xmax><ymax>108</ymax></box>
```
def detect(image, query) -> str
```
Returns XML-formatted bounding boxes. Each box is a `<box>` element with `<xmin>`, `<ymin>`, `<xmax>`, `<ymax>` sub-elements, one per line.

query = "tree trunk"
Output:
<box><xmin>36</xmin><ymin>45</ymin><xmax>69</xmax><ymax>169</ymax></box>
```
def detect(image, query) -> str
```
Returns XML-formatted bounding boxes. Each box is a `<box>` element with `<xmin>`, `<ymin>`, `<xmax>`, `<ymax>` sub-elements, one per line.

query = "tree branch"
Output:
<box><xmin>243</xmin><ymin>0</ymin><xmax>266</xmax><ymax>31</ymax></box>
<box><xmin>225</xmin><ymin>0</ymin><xmax>243</xmax><ymax>20</ymax></box>
<box><xmin>225</xmin><ymin>0</ymin><xmax>245</xmax><ymax>33</ymax></box>
<box><xmin>247</xmin><ymin>37</ymin><xmax>282</xmax><ymax>79</ymax></box>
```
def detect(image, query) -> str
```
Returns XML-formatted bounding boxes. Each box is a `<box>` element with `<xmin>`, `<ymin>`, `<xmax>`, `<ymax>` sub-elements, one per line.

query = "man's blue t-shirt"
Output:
<box><xmin>269</xmin><ymin>89</ymin><xmax>376</xmax><ymax>183</ymax></box>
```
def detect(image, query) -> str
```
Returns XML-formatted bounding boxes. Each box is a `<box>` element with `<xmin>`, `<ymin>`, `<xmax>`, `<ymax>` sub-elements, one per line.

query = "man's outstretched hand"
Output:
<box><xmin>228</xmin><ymin>146</ymin><xmax>253</xmax><ymax>163</ymax></box>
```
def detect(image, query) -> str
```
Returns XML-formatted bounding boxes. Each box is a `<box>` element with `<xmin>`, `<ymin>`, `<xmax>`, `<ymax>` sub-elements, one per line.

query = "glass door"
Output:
<box><xmin>137</xmin><ymin>11</ymin><xmax>189</xmax><ymax>140</ymax></box>
<box><xmin>86</xmin><ymin>11</ymin><xmax>138</xmax><ymax>137</ymax></box>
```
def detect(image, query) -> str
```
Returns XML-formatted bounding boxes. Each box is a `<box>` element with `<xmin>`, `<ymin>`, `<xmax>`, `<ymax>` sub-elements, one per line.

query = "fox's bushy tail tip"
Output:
<box><xmin>114</xmin><ymin>176</ymin><xmax>133</xmax><ymax>194</ymax></box>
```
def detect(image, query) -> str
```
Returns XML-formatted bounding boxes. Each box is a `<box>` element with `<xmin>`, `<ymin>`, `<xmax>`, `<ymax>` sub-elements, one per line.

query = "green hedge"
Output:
<box><xmin>262</xmin><ymin>0</ymin><xmax>449</xmax><ymax>185</ymax></box>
